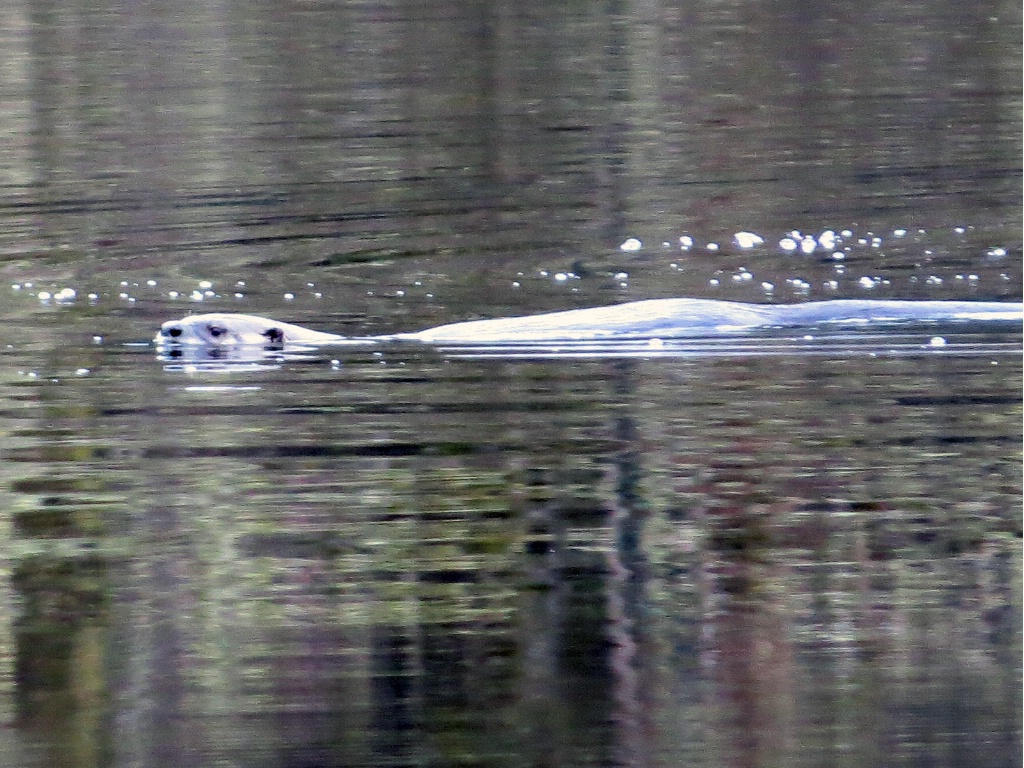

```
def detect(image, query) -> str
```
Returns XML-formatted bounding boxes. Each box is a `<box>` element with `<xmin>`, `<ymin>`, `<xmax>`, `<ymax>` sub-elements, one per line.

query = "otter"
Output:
<box><xmin>156</xmin><ymin>299</ymin><xmax>1022</xmax><ymax>350</ymax></box>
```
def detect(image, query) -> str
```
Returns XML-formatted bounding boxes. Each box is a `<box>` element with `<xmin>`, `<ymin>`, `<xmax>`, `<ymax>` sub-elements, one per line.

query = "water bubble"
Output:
<box><xmin>734</xmin><ymin>232</ymin><xmax>764</xmax><ymax>249</ymax></box>
<box><xmin>858</xmin><ymin>276</ymin><xmax>877</xmax><ymax>289</ymax></box>
<box><xmin>614</xmin><ymin>272</ymin><xmax>629</xmax><ymax>281</ymax></box>
<box><xmin>283</xmin><ymin>293</ymin><xmax>295</xmax><ymax>300</ymax></box>
<box><xmin>779</xmin><ymin>238</ymin><xmax>798</xmax><ymax>252</ymax></box>
<box><xmin>893</xmin><ymin>229</ymin><xmax>907</xmax><ymax>237</ymax></box>
<box><xmin>620</xmin><ymin>238</ymin><xmax>642</xmax><ymax>252</ymax></box>
<box><xmin>199</xmin><ymin>280</ymin><xmax>213</xmax><ymax>289</ymax></box>
<box><xmin>800</xmin><ymin>237</ymin><xmax>816</xmax><ymax>255</ymax></box>
<box><xmin>706</xmin><ymin>242</ymin><xmax>720</xmax><ymax>252</ymax></box>
<box><xmin>731</xmin><ymin>267</ymin><xmax>753</xmax><ymax>283</ymax></box>
<box><xmin>985</xmin><ymin>247</ymin><xmax>1008</xmax><ymax>259</ymax></box>
<box><xmin>554</xmin><ymin>273</ymin><xmax>568</xmax><ymax>282</ymax></box>
<box><xmin>928</xmin><ymin>336</ymin><xmax>947</xmax><ymax>347</ymax></box>
<box><xmin>679</xmin><ymin>235</ymin><xmax>694</xmax><ymax>249</ymax></box>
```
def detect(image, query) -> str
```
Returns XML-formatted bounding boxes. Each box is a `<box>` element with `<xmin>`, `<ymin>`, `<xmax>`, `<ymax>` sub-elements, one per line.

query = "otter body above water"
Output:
<box><xmin>156</xmin><ymin>298</ymin><xmax>1022</xmax><ymax>350</ymax></box>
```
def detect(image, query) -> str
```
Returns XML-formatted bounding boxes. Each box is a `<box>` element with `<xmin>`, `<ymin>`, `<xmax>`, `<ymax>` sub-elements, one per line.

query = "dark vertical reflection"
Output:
<box><xmin>607</xmin><ymin>363</ymin><xmax>652</xmax><ymax>767</ymax></box>
<box><xmin>369</xmin><ymin>629</ymin><xmax>414</xmax><ymax>765</ymax></box>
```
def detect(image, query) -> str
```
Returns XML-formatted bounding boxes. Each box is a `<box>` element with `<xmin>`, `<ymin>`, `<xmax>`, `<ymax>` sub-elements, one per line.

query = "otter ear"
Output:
<box><xmin>262</xmin><ymin>327</ymin><xmax>284</xmax><ymax>345</ymax></box>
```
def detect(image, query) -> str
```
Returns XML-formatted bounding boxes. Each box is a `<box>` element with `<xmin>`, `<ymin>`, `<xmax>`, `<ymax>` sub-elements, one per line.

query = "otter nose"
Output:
<box><xmin>162</xmin><ymin>325</ymin><xmax>183</xmax><ymax>338</ymax></box>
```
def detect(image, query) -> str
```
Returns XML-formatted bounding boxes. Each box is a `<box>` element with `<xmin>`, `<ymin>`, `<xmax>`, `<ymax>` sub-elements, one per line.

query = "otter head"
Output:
<box><xmin>156</xmin><ymin>313</ymin><xmax>312</xmax><ymax>348</ymax></box>
<box><xmin>157</xmin><ymin>313</ymin><xmax>289</xmax><ymax>347</ymax></box>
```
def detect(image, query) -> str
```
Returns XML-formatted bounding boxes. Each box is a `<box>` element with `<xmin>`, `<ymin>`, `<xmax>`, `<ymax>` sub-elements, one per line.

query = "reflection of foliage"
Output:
<box><xmin>12</xmin><ymin>558</ymin><xmax>108</xmax><ymax>633</ymax></box>
<box><xmin>2</xmin><ymin>330</ymin><xmax>1019</xmax><ymax>766</ymax></box>
<box><xmin>233</xmin><ymin>464</ymin><xmax>524</xmax><ymax>629</ymax></box>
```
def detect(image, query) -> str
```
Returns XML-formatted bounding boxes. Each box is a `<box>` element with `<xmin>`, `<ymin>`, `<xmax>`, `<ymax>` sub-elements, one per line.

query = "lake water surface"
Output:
<box><xmin>0</xmin><ymin>0</ymin><xmax>1021</xmax><ymax>767</ymax></box>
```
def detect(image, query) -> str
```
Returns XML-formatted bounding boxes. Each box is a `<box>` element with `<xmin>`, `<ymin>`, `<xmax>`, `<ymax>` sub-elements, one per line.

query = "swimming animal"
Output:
<box><xmin>156</xmin><ymin>298</ymin><xmax>1022</xmax><ymax>349</ymax></box>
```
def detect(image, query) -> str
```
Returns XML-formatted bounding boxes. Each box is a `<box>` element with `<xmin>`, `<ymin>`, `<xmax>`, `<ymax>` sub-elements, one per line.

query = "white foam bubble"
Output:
<box><xmin>734</xmin><ymin>232</ymin><xmax>764</xmax><ymax>249</ymax></box>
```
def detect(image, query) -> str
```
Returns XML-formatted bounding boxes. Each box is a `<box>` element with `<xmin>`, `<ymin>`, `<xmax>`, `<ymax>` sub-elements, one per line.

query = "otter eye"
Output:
<box><xmin>207</xmin><ymin>325</ymin><xmax>226</xmax><ymax>338</ymax></box>
<box><xmin>167</xmin><ymin>326</ymin><xmax>182</xmax><ymax>338</ymax></box>
<box><xmin>263</xmin><ymin>327</ymin><xmax>284</xmax><ymax>343</ymax></box>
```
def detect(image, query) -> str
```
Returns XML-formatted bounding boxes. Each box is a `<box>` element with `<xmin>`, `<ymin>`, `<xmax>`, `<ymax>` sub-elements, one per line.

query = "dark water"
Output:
<box><xmin>0</xmin><ymin>1</ymin><xmax>1021</xmax><ymax>767</ymax></box>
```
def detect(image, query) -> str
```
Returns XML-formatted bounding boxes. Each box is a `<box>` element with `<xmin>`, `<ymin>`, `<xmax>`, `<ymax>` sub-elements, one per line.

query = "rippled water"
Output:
<box><xmin>0</xmin><ymin>0</ymin><xmax>1021</xmax><ymax>767</ymax></box>
<box><xmin>2</xmin><ymin>334</ymin><xmax>1021</xmax><ymax>768</ymax></box>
